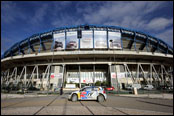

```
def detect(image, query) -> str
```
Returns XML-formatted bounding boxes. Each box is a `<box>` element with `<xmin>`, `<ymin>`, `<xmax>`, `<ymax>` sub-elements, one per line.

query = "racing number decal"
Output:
<box><xmin>80</xmin><ymin>91</ymin><xmax>90</xmax><ymax>99</ymax></box>
<box><xmin>88</xmin><ymin>92</ymin><xmax>93</xmax><ymax>97</ymax></box>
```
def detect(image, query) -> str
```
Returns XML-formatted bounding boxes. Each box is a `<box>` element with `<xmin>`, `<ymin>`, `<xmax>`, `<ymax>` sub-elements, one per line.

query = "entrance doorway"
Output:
<box><xmin>65</xmin><ymin>64</ymin><xmax>109</xmax><ymax>88</ymax></box>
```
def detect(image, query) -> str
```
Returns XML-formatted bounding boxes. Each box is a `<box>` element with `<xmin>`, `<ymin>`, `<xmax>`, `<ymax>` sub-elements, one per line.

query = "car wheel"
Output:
<box><xmin>71</xmin><ymin>94</ymin><xmax>78</xmax><ymax>102</ymax></box>
<box><xmin>97</xmin><ymin>95</ymin><xmax>104</xmax><ymax>102</ymax></box>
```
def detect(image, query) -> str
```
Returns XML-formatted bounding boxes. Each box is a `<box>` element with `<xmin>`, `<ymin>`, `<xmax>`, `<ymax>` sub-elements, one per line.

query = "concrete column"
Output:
<box><xmin>115</xmin><ymin>65</ymin><xmax>120</xmax><ymax>91</ymax></box>
<box><xmin>24</xmin><ymin>66</ymin><xmax>27</xmax><ymax>90</ymax></box>
<box><xmin>136</xmin><ymin>64</ymin><xmax>139</xmax><ymax>84</ymax></box>
<box><xmin>47</xmin><ymin>65</ymin><xmax>51</xmax><ymax>91</ymax></box>
<box><xmin>62</xmin><ymin>64</ymin><xmax>65</xmax><ymax>88</ymax></box>
<box><xmin>108</xmin><ymin>63</ymin><xmax>112</xmax><ymax>85</ymax></box>
<box><xmin>161</xmin><ymin>65</ymin><xmax>164</xmax><ymax>85</ymax></box>
<box><xmin>15</xmin><ymin>67</ymin><xmax>17</xmax><ymax>83</ymax></box>
<box><xmin>79</xmin><ymin>65</ymin><xmax>81</xmax><ymax>88</ymax></box>
<box><xmin>36</xmin><ymin>65</ymin><xmax>38</xmax><ymax>79</ymax></box>
<box><xmin>31</xmin><ymin>66</ymin><xmax>37</xmax><ymax>87</ymax></box>
<box><xmin>109</xmin><ymin>63</ymin><xmax>118</xmax><ymax>91</ymax></box>
<box><xmin>93</xmin><ymin>64</ymin><xmax>95</xmax><ymax>85</ymax></box>
<box><xmin>150</xmin><ymin>64</ymin><xmax>152</xmax><ymax>85</ymax></box>
<box><xmin>7</xmin><ymin>69</ymin><xmax>10</xmax><ymax>85</ymax></box>
<box><xmin>124</xmin><ymin>64</ymin><xmax>129</xmax><ymax>86</ymax></box>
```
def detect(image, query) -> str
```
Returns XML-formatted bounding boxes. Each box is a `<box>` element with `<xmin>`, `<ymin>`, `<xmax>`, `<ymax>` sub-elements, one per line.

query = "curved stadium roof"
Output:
<box><xmin>2</xmin><ymin>24</ymin><xmax>173</xmax><ymax>59</ymax></box>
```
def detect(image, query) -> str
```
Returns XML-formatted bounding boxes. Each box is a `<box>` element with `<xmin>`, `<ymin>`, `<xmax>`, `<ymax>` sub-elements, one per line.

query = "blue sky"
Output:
<box><xmin>1</xmin><ymin>1</ymin><xmax>173</xmax><ymax>55</ymax></box>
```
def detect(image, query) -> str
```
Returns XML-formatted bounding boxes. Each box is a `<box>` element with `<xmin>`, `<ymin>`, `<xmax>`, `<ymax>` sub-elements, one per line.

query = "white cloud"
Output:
<box><xmin>1</xmin><ymin>1</ymin><xmax>173</xmax><ymax>54</ymax></box>
<box><xmin>145</xmin><ymin>17</ymin><xmax>173</xmax><ymax>31</ymax></box>
<box><xmin>1</xmin><ymin>1</ymin><xmax>27</xmax><ymax>24</ymax></box>
<box><xmin>49</xmin><ymin>1</ymin><xmax>173</xmax><ymax>47</ymax></box>
<box><xmin>29</xmin><ymin>4</ymin><xmax>48</xmax><ymax>26</ymax></box>
<box><xmin>78</xmin><ymin>1</ymin><xmax>173</xmax><ymax>47</ymax></box>
<box><xmin>157</xmin><ymin>28</ymin><xmax>173</xmax><ymax>47</ymax></box>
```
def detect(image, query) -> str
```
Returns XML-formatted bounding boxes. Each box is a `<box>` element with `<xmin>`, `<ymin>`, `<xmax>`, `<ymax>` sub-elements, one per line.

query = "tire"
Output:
<box><xmin>97</xmin><ymin>95</ymin><xmax>104</xmax><ymax>102</ymax></box>
<box><xmin>71</xmin><ymin>94</ymin><xmax>78</xmax><ymax>102</ymax></box>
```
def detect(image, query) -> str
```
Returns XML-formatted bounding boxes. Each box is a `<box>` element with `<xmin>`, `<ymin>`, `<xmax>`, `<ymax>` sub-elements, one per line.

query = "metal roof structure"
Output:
<box><xmin>2</xmin><ymin>24</ymin><xmax>173</xmax><ymax>59</ymax></box>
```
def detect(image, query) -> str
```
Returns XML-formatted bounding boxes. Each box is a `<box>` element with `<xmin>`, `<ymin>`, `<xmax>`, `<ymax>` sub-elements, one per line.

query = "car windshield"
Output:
<box><xmin>80</xmin><ymin>87</ymin><xmax>90</xmax><ymax>91</ymax></box>
<box><xmin>80</xmin><ymin>86</ymin><xmax>99</xmax><ymax>91</ymax></box>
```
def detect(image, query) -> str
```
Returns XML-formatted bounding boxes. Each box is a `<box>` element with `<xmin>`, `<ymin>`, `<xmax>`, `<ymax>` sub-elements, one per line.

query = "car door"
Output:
<box><xmin>80</xmin><ymin>87</ymin><xmax>97</xmax><ymax>100</ymax></box>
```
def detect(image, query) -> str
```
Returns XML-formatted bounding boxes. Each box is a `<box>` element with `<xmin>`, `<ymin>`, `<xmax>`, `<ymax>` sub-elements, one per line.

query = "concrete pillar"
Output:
<box><xmin>15</xmin><ymin>67</ymin><xmax>17</xmax><ymax>84</ymax></box>
<box><xmin>115</xmin><ymin>65</ymin><xmax>120</xmax><ymax>91</ymax></box>
<box><xmin>62</xmin><ymin>64</ymin><xmax>65</xmax><ymax>88</ymax></box>
<box><xmin>47</xmin><ymin>65</ymin><xmax>51</xmax><ymax>90</ymax></box>
<box><xmin>136</xmin><ymin>64</ymin><xmax>139</xmax><ymax>84</ymax></box>
<box><xmin>79</xmin><ymin>65</ymin><xmax>81</xmax><ymax>88</ymax></box>
<box><xmin>7</xmin><ymin>69</ymin><xmax>10</xmax><ymax>85</ymax></box>
<box><xmin>93</xmin><ymin>64</ymin><xmax>95</xmax><ymax>85</ymax></box>
<box><xmin>36</xmin><ymin>65</ymin><xmax>38</xmax><ymax>79</ymax></box>
<box><xmin>109</xmin><ymin>63</ymin><xmax>118</xmax><ymax>91</ymax></box>
<box><xmin>24</xmin><ymin>66</ymin><xmax>27</xmax><ymax>90</ymax></box>
<box><xmin>124</xmin><ymin>64</ymin><xmax>129</xmax><ymax>86</ymax></box>
<box><xmin>150</xmin><ymin>64</ymin><xmax>152</xmax><ymax>85</ymax></box>
<box><xmin>161</xmin><ymin>65</ymin><xmax>164</xmax><ymax>85</ymax></box>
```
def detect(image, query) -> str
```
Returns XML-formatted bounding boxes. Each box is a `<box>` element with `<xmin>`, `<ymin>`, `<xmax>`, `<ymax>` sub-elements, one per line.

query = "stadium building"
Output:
<box><xmin>1</xmin><ymin>24</ymin><xmax>173</xmax><ymax>91</ymax></box>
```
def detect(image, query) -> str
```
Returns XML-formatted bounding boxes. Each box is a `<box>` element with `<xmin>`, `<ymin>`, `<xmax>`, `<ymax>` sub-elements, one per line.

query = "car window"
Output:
<box><xmin>93</xmin><ymin>87</ymin><xmax>99</xmax><ymax>91</ymax></box>
<box><xmin>80</xmin><ymin>87</ymin><xmax>92</xmax><ymax>91</ymax></box>
<box><xmin>80</xmin><ymin>88</ymin><xmax>86</xmax><ymax>91</ymax></box>
<box><xmin>85</xmin><ymin>87</ymin><xmax>92</xmax><ymax>91</ymax></box>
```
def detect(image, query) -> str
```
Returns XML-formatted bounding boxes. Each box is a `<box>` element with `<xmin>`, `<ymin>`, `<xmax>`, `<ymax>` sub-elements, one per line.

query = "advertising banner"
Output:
<box><xmin>94</xmin><ymin>31</ymin><xmax>107</xmax><ymax>48</ymax></box>
<box><xmin>50</xmin><ymin>73</ymin><xmax>63</xmax><ymax>79</ymax></box>
<box><xmin>67</xmin><ymin>78</ymin><xmax>79</xmax><ymax>83</ymax></box>
<box><xmin>80</xmin><ymin>31</ymin><xmax>93</xmax><ymax>49</ymax></box>
<box><xmin>111</xmin><ymin>72</ymin><xmax>116</xmax><ymax>78</ymax></box>
<box><xmin>53</xmin><ymin>33</ymin><xmax>65</xmax><ymax>50</ymax></box>
<box><xmin>66</xmin><ymin>31</ymin><xmax>78</xmax><ymax>49</ymax></box>
<box><xmin>108</xmin><ymin>31</ymin><xmax>122</xmax><ymax>49</ymax></box>
<box><xmin>65</xmin><ymin>84</ymin><xmax>76</xmax><ymax>88</ymax></box>
<box><xmin>117</xmin><ymin>73</ymin><xmax>125</xmax><ymax>79</ymax></box>
<box><xmin>81</xmin><ymin>72</ymin><xmax>93</xmax><ymax>83</ymax></box>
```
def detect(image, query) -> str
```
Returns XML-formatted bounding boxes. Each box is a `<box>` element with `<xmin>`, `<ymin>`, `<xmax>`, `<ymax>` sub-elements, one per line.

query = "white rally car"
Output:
<box><xmin>68</xmin><ymin>86</ymin><xmax>107</xmax><ymax>102</ymax></box>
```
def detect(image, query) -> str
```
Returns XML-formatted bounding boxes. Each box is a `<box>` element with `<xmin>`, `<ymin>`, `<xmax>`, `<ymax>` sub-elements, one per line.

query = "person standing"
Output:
<box><xmin>60</xmin><ymin>86</ymin><xmax>63</xmax><ymax>95</ymax></box>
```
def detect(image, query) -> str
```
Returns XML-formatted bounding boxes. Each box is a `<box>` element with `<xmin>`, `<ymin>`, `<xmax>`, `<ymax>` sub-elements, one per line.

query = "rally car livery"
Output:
<box><xmin>68</xmin><ymin>86</ymin><xmax>107</xmax><ymax>102</ymax></box>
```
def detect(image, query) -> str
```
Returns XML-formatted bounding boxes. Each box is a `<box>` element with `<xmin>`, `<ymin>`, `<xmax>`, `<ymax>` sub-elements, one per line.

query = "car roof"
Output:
<box><xmin>83</xmin><ymin>86</ymin><xmax>101</xmax><ymax>89</ymax></box>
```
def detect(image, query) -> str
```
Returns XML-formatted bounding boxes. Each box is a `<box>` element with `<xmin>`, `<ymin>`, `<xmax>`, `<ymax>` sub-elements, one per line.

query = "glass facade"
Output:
<box><xmin>66</xmin><ymin>71</ymin><xmax>106</xmax><ymax>84</ymax></box>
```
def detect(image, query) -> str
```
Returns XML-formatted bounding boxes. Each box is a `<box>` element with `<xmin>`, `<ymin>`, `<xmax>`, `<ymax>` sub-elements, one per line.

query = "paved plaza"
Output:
<box><xmin>1</xmin><ymin>93</ymin><xmax>173</xmax><ymax>115</ymax></box>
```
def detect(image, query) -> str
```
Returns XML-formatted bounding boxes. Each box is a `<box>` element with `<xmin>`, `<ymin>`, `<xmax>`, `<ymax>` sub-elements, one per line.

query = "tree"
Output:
<box><xmin>95</xmin><ymin>81</ymin><xmax>101</xmax><ymax>86</ymax></box>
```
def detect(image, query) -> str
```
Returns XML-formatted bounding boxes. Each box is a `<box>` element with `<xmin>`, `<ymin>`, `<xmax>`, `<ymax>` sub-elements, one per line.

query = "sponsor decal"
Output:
<box><xmin>111</xmin><ymin>73</ymin><xmax>116</xmax><ymax>78</ymax></box>
<box><xmin>50</xmin><ymin>75</ymin><xmax>54</xmax><ymax>79</ymax></box>
<box><xmin>80</xmin><ymin>91</ymin><xmax>90</xmax><ymax>99</ymax></box>
<box><xmin>77</xmin><ymin>92</ymin><xmax>80</xmax><ymax>99</ymax></box>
